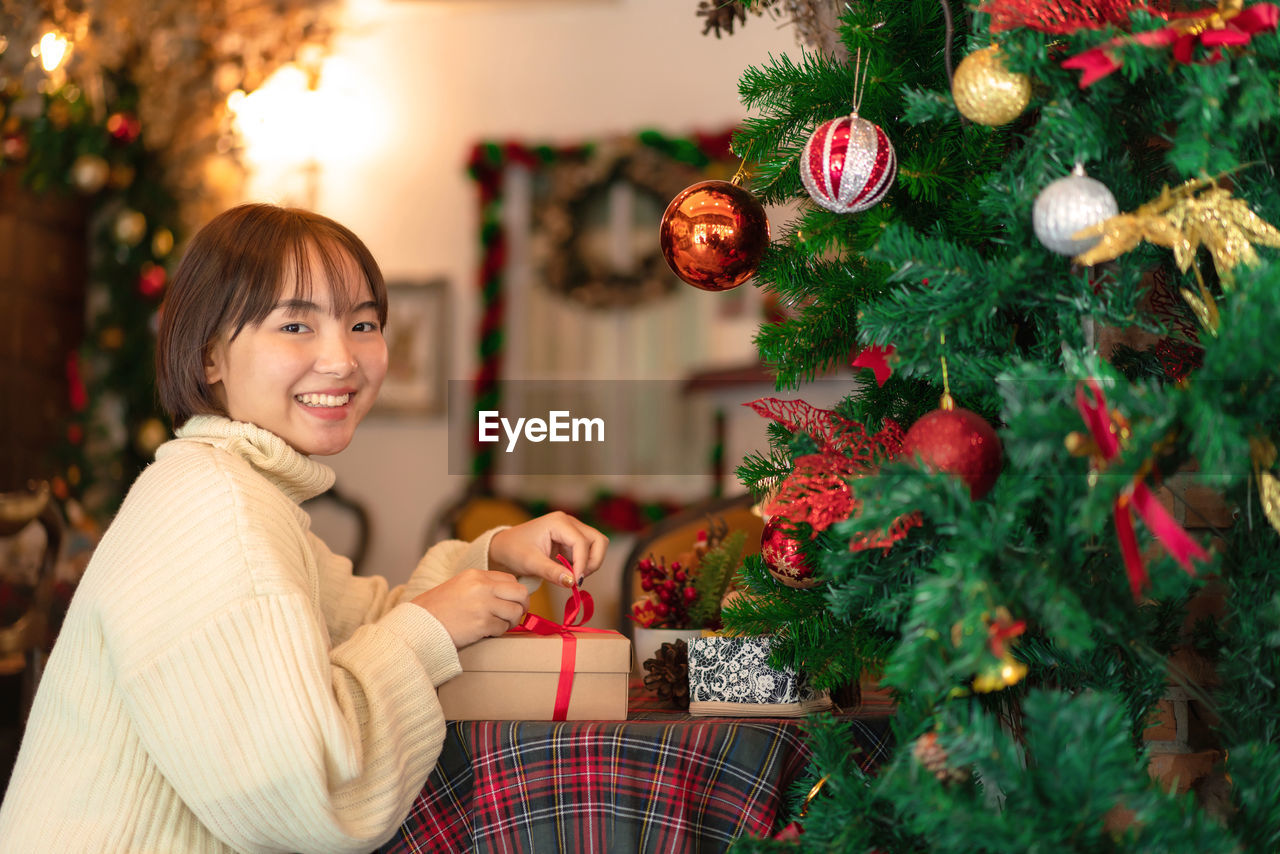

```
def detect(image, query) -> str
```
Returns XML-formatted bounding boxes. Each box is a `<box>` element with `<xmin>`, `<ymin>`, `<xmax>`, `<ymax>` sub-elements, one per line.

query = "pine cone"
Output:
<box><xmin>910</xmin><ymin>731</ymin><xmax>969</xmax><ymax>785</ymax></box>
<box><xmin>642</xmin><ymin>639</ymin><xmax>690</xmax><ymax>709</ymax></box>
<box><xmin>696</xmin><ymin>0</ymin><xmax>747</xmax><ymax>37</ymax></box>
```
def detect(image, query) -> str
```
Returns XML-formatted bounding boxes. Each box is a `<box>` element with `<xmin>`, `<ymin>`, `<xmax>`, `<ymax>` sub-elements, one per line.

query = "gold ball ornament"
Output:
<box><xmin>114</xmin><ymin>209</ymin><xmax>147</xmax><ymax>246</ymax></box>
<box><xmin>951</xmin><ymin>45</ymin><xmax>1031</xmax><ymax>127</ymax></box>
<box><xmin>134</xmin><ymin>418</ymin><xmax>169</xmax><ymax>457</ymax></box>
<box><xmin>151</xmin><ymin>227</ymin><xmax>175</xmax><ymax>258</ymax></box>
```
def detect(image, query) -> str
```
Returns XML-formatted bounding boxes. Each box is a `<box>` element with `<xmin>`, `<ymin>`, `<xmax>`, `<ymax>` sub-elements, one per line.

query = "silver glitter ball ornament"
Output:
<box><xmin>1032</xmin><ymin>164</ymin><xmax>1118</xmax><ymax>256</ymax></box>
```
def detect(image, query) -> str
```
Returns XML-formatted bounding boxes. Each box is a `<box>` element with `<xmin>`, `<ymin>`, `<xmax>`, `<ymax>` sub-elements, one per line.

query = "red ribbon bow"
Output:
<box><xmin>1076</xmin><ymin>380</ymin><xmax>1208</xmax><ymax>600</ymax></box>
<box><xmin>1062</xmin><ymin>2</ymin><xmax>1279</xmax><ymax>87</ymax></box>
<box><xmin>510</xmin><ymin>556</ymin><xmax>610</xmax><ymax>720</ymax></box>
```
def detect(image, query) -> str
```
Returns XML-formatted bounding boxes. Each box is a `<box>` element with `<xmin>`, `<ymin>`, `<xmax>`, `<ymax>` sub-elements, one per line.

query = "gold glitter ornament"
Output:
<box><xmin>1249</xmin><ymin>437</ymin><xmax>1280</xmax><ymax>536</ymax></box>
<box><xmin>1073</xmin><ymin>176</ymin><xmax>1280</xmax><ymax>288</ymax></box>
<box><xmin>951</xmin><ymin>45</ymin><xmax>1031</xmax><ymax>126</ymax></box>
<box><xmin>1260</xmin><ymin>472</ymin><xmax>1280</xmax><ymax>534</ymax></box>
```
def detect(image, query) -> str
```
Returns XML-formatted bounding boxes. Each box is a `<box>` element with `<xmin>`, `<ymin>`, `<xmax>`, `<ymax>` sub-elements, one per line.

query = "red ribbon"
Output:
<box><xmin>1062</xmin><ymin>3</ymin><xmax>1279</xmax><ymax>87</ymax></box>
<box><xmin>510</xmin><ymin>556</ymin><xmax>611</xmax><ymax>720</ymax></box>
<box><xmin>1076</xmin><ymin>380</ymin><xmax>1208</xmax><ymax>600</ymax></box>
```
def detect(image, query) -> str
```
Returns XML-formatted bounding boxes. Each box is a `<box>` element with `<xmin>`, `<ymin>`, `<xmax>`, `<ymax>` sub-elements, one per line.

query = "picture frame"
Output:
<box><xmin>374</xmin><ymin>279</ymin><xmax>448</xmax><ymax>415</ymax></box>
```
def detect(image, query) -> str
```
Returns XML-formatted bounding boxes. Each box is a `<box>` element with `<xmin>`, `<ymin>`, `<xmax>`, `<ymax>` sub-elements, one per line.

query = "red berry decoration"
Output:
<box><xmin>902</xmin><ymin>407</ymin><xmax>1003</xmax><ymax>500</ymax></box>
<box><xmin>799</xmin><ymin>113</ymin><xmax>896</xmax><ymax>214</ymax></box>
<box><xmin>659</xmin><ymin>179</ymin><xmax>770</xmax><ymax>292</ymax></box>
<box><xmin>760</xmin><ymin>517</ymin><xmax>817</xmax><ymax>588</ymax></box>
<box><xmin>630</xmin><ymin>556</ymin><xmax>697</xmax><ymax>628</ymax></box>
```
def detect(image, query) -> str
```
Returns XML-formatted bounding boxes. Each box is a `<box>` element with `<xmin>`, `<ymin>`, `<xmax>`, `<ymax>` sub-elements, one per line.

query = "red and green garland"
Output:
<box><xmin>3</xmin><ymin>74</ymin><xmax>180</xmax><ymax>521</ymax></box>
<box><xmin>462</xmin><ymin>128</ymin><xmax>735</xmax><ymax>530</ymax></box>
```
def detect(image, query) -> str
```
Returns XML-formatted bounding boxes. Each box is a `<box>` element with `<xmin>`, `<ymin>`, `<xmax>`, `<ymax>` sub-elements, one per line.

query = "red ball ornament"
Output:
<box><xmin>659</xmin><ymin>180</ymin><xmax>770</xmax><ymax>291</ymax></box>
<box><xmin>902</xmin><ymin>407</ymin><xmax>1003</xmax><ymax>500</ymax></box>
<box><xmin>138</xmin><ymin>263</ymin><xmax>167</xmax><ymax>298</ymax></box>
<box><xmin>760</xmin><ymin>517</ymin><xmax>817</xmax><ymax>588</ymax></box>
<box><xmin>106</xmin><ymin>112</ymin><xmax>142</xmax><ymax>145</ymax></box>
<box><xmin>2</xmin><ymin>133</ymin><xmax>29</xmax><ymax>162</ymax></box>
<box><xmin>799</xmin><ymin>113</ymin><xmax>896</xmax><ymax>214</ymax></box>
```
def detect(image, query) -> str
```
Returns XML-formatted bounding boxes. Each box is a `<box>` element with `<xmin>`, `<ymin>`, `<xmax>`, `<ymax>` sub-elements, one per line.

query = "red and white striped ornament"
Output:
<box><xmin>799</xmin><ymin>113</ymin><xmax>896</xmax><ymax>214</ymax></box>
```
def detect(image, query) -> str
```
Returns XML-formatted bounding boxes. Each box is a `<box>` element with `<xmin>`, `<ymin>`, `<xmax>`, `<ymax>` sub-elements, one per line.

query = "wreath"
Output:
<box><xmin>532</xmin><ymin>139</ymin><xmax>711</xmax><ymax>309</ymax></box>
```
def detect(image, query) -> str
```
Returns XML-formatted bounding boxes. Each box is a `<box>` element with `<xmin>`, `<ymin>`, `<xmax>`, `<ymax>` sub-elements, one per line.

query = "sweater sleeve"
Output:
<box><xmin>317</xmin><ymin>526</ymin><xmax>537</xmax><ymax>647</ymax></box>
<box><xmin>101</xmin><ymin>449</ymin><xmax>462</xmax><ymax>853</ymax></box>
<box><xmin>118</xmin><ymin>594</ymin><xmax>456</xmax><ymax>853</ymax></box>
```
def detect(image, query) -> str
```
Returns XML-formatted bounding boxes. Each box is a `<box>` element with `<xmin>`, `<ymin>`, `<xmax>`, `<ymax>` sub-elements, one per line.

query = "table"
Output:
<box><xmin>379</xmin><ymin>680</ymin><xmax>893</xmax><ymax>854</ymax></box>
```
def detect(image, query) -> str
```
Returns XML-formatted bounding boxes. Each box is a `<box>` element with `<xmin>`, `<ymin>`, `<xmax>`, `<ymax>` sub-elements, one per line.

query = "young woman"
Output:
<box><xmin>0</xmin><ymin>204</ymin><xmax>607</xmax><ymax>852</ymax></box>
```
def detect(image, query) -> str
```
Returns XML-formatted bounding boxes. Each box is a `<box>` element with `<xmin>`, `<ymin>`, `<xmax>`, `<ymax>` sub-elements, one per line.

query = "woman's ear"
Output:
<box><xmin>203</xmin><ymin>342</ymin><xmax>224</xmax><ymax>386</ymax></box>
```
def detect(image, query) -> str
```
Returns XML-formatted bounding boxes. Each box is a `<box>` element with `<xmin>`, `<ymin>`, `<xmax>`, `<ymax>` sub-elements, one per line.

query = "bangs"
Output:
<box><xmin>223</xmin><ymin>215</ymin><xmax>387</xmax><ymax>341</ymax></box>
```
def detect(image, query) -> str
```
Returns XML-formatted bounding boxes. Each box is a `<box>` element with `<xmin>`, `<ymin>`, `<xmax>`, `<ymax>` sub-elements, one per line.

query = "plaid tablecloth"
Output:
<box><xmin>379</xmin><ymin>681</ymin><xmax>892</xmax><ymax>854</ymax></box>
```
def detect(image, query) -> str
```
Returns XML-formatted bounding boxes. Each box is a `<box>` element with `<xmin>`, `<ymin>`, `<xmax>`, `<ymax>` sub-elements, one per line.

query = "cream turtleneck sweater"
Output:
<box><xmin>0</xmin><ymin>416</ymin><xmax>496</xmax><ymax>853</ymax></box>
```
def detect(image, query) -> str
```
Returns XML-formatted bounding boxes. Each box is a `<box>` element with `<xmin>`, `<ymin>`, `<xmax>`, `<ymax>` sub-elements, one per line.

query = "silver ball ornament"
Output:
<box><xmin>1032</xmin><ymin>164</ymin><xmax>1118</xmax><ymax>256</ymax></box>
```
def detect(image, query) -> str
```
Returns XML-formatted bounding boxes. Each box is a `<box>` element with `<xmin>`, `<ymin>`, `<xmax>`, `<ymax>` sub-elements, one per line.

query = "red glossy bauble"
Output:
<box><xmin>902</xmin><ymin>407</ymin><xmax>1003</xmax><ymax>500</ymax></box>
<box><xmin>760</xmin><ymin>517</ymin><xmax>817</xmax><ymax>588</ymax></box>
<box><xmin>659</xmin><ymin>180</ymin><xmax>770</xmax><ymax>291</ymax></box>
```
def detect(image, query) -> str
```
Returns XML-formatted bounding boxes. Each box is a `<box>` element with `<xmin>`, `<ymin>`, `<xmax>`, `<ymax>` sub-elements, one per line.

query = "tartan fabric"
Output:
<box><xmin>380</xmin><ymin>683</ymin><xmax>892</xmax><ymax>854</ymax></box>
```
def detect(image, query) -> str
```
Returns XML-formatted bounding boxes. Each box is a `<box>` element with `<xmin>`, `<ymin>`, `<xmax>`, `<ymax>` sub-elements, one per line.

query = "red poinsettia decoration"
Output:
<box><xmin>746</xmin><ymin>397</ymin><xmax>922</xmax><ymax>551</ymax></box>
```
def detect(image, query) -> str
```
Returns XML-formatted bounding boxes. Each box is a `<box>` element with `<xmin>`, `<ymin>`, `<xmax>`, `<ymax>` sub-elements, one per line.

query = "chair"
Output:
<box><xmin>0</xmin><ymin>482</ymin><xmax>63</xmax><ymax>715</ymax></box>
<box><xmin>619</xmin><ymin>492</ymin><xmax>765</xmax><ymax>641</ymax></box>
<box><xmin>304</xmin><ymin>486</ymin><xmax>372</xmax><ymax>575</ymax></box>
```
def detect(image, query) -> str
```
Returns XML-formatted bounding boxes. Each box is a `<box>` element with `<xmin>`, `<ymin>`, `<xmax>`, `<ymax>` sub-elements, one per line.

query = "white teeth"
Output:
<box><xmin>296</xmin><ymin>393</ymin><xmax>350</xmax><ymax>407</ymax></box>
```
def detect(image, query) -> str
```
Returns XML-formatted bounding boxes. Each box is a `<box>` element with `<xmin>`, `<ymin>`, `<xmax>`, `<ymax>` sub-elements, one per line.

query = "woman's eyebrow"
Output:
<box><xmin>276</xmin><ymin>298</ymin><xmax>319</xmax><ymax>314</ymax></box>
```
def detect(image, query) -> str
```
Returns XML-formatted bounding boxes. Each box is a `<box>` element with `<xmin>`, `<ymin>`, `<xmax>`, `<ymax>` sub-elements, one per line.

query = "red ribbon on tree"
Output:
<box><xmin>1063</xmin><ymin>1</ymin><xmax>1279</xmax><ymax>87</ymax></box>
<box><xmin>851</xmin><ymin>344</ymin><xmax>896</xmax><ymax>387</ymax></box>
<box><xmin>1074</xmin><ymin>380</ymin><xmax>1209</xmax><ymax>600</ymax></box>
<box><xmin>510</xmin><ymin>555</ymin><xmax>611</xmax><ymax>720</ymax></box>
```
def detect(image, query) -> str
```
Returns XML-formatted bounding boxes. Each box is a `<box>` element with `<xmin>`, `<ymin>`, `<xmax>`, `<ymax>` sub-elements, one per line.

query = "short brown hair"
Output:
<box><xmin>156</xmin><ymin>204</ymin><xmax>387</xmax><ymax>427</ymax></box>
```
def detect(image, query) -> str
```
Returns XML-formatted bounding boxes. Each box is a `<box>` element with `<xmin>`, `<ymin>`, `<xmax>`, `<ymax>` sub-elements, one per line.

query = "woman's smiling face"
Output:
<box><xmin>203</xmin><ymin>250</ymin><xmax>389</xmax><ymax>456</ymax></box>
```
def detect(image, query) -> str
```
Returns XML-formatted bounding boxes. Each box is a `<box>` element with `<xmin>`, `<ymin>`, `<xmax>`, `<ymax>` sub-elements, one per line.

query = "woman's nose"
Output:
<box><xmin>316</xmin><ymin>333</ymin><xmax>358</xmax><ymax>376</ymax></box>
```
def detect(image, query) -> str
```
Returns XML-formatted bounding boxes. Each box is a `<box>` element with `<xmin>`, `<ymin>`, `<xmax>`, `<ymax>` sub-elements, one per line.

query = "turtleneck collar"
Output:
<box><xmin>164</xmin><ymin>415</ymin><xmax>336</xmax><ymax>504</ymax></box>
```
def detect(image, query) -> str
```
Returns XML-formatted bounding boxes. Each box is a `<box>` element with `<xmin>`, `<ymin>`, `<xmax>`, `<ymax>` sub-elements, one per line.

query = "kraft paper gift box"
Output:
<box><xmin>437</xmin><ymin>629</ymin><xmax>631</xmax><ymax>721</ymax></box>
<box><xmin>687</xmin><ymin>635</ymin><xmax>831</xmax><ymax>717</ymax></box>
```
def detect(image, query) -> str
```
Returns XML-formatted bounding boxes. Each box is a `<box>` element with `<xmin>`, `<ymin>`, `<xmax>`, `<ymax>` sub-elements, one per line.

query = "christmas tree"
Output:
<box><xmin>711</xmin><ymin>1</ymin><xmax>1280</xmax><ymax>850</ymax></box>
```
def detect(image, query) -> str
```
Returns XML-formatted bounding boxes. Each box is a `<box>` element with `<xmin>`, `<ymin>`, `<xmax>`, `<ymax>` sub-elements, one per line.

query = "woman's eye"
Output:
<box><xmin>353</xmin><ymin>321</ymin><xmax>381</xmax><ymax>333</ymax></box>
<box><xmin>281</xmin><ymin>322</ymin><xmax>310</xmax><ymax>334</ymax></box>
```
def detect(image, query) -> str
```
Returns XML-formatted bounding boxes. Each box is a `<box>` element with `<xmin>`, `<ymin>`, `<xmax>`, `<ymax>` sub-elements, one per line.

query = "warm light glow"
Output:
<box><xmin>226</xmin><ymin>56</ymin><xmax>385</xmax><ymax>171</ymax></box>
<box><xmin>37</xmin><ymin>31</ymin><xmax>69</xmax><ymax>73</ymax></box>
<box><xmin>692</xmin><ymin>222</ymin><xmax>736</xmax><ymax>244</ymax></box>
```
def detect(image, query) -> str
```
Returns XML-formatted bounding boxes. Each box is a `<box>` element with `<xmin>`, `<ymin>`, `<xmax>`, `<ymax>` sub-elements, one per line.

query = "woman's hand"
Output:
<box><xmin>489</xmin><ymin>511</ymin><xmax>609</xmax><ymax>589</ymax></box>
<box><xmin>411</xmin><ymin>569</ymin><xmax>529</xmax><ymax>648</ymax></box>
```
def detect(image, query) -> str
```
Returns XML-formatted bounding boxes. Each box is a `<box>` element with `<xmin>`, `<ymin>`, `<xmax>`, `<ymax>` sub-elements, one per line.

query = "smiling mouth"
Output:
<box><xmin>295</xmin><ymin>393</ymin><xmax>351</xmax><ymax>408</ymax></box>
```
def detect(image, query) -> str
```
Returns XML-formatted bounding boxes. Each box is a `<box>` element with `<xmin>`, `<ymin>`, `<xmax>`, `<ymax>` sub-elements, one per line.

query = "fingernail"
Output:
<box><xmin>560</xmin><ymin>573</ymin><xmax>575</xmax><ymax>588</ymax></box>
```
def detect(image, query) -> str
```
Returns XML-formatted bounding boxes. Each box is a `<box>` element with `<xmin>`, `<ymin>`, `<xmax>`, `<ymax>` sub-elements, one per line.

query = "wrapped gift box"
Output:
<box><xmin>687</xmin><ymin>635</ymin><xmax>831</xmax><ymax>717</ymax></box>
<box><xmin>437</xmin><ymin>630</ymin><xmax>631</xmax><ymax>721</ymax></box>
